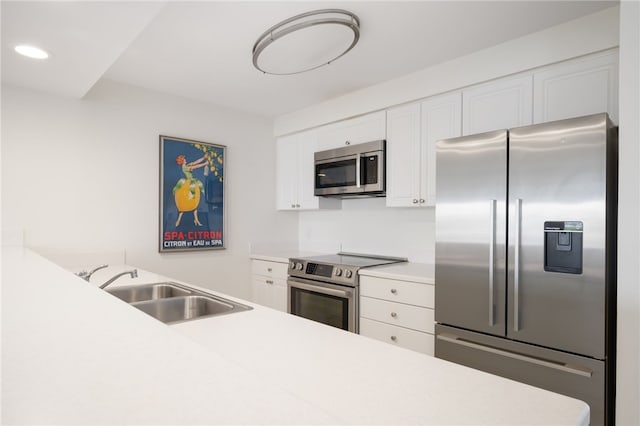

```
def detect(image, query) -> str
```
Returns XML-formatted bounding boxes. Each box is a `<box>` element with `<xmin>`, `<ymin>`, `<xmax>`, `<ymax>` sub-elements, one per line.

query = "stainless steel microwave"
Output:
<box><xmin>314</xmin><ymin>140</ymin><xmax>386</xmax><ymax>197</ymax></box>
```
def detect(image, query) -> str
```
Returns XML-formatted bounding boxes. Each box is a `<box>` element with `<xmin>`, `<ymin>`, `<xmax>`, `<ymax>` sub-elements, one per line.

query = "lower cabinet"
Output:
<box><xmin>359</xmin><ymin>275</ymin><xmax>435</xmax><ymax>356</ymax></box>
<box><xmin>250</xmin><ymin>259</ymin><xmax>288</xmax><ymax>312</ymax></box>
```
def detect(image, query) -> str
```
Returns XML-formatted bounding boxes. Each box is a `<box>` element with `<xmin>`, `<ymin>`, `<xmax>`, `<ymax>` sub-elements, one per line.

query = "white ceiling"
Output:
<box><xmin>1</xmin><ymin>1</ymin><xmax>618</xmax><ymax>118</ymax></box>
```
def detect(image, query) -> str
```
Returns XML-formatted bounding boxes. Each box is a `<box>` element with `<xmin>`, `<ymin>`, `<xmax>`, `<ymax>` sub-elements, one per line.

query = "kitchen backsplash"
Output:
<box><xmin>298</xmin><ymin>197</ymin><xmax>435</xmax><ymax>263</ymax></box>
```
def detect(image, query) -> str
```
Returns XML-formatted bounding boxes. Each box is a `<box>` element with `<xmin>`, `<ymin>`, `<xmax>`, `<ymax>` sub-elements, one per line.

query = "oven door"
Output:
<box><xmin>314</xmin><ymin>151</ymin><xmax>384</xmax><ymax>196</ymax></box>
<box><xmin>287</xmin><ymin>277</ymin><xmax>358</xmax><ymax>333</ymax></box>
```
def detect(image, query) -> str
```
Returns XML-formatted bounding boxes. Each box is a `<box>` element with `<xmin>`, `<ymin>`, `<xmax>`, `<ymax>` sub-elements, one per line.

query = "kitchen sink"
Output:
<box><xmin>106</xmin><ymin>282</ymin><xmax>252</xmax><ymax>324</ymax></box>
<box><xmin>133</xmin><ymin>296</ymin><xmax>241</xmax><ymax>323</ymax></box>
<box><xmin>106</xmin><ymin>283</ymin><xmax>191</xmax><ymax>303</ymax></box>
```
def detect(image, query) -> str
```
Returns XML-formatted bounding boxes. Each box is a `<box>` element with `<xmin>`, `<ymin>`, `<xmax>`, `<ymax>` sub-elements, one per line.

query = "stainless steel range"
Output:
<box><xmin>287</xmin><ymin>252</ymin><xmax>407</xmax><ymax>333</ymax></box>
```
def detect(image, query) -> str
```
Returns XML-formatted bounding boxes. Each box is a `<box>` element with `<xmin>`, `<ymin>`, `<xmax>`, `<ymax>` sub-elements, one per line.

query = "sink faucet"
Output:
<box><xmin>99</xmin><ymin>269</ymin><xmax>138</xmax><ymax>289</ymax></box>
<box><xmin>76</xmin><ymin>264</ymin><xmax>109</xmax><ymax>282</ymax></box>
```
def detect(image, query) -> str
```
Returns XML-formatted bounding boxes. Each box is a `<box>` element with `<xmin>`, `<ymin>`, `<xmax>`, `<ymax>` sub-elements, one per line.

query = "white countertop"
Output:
<box><xmin>359</xmin><ymin>261</ymin><xmax>435</xmax><ymax>284</ymax></box>
<box><xmin>3</xmin><ymin>247</ymin><xmax>589</xmax><ymax>425</ymax></box>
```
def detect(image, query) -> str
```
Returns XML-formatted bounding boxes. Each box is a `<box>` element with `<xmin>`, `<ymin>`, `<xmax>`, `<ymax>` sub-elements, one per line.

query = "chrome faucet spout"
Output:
<box><xmin>76</xmin><ymin>264</ymin><xmax>109</xmax><ymax>282</ymax></box>
<box><xmin>99</xmin><ymin>269</ymin><xmax>138</xmax><ymax>289</ymax></box>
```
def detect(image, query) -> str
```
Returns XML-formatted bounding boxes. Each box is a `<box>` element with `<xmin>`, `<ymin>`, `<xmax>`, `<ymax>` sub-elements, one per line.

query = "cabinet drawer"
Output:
<box><xmin>360</xmin><ymin>296</ymin><xmax>434</xmax><ymax>333</ymax></box>
<box><xmin>251</xmin><ymin>276</ymin><xmax>287</xmax><ymax>312</ymax></box>
<box><xmin>360</xmin><ymin>317</ymin><xmax>434</xmax><ymax>355</ymax></box>
<box><xmin>360</xmin><ymin>276</ymin><xmax>434</xmax><ymax>308</ymax></box>
<box><xmin>251</xmin><ymin>260</ymin><xmax>289</xmax><ymax>278</ymax></box>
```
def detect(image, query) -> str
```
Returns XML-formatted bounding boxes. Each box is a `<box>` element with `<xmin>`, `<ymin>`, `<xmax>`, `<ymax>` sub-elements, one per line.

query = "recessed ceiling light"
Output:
<box><xmin>14</xmin><ymin>45</ymin><xmax>49</xmax><ymax>59</ymax></box>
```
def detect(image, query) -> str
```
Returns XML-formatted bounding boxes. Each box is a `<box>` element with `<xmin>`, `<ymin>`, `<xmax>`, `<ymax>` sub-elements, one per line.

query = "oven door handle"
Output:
<box><xmin>288</xmin><ymin>278</ymin><xmax>353</xmax><ymax>298</ymax></box>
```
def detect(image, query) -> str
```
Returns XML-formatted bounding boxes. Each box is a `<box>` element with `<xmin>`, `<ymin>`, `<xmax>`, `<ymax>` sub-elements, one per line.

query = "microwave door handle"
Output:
<box><xmin>356</xmin><ymin>153</ymin><xmax>361</xmax><ymax>188</ymax></box>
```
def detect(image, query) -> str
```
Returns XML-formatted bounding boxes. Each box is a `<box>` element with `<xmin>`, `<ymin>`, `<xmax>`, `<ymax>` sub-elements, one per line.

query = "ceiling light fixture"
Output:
<box><xmin>252</xmin><ymin>9</ymin><xmax>360</xmax><ymax>75</ymax></box>
<box><xmin>14</xmin><ymin>45</ymin><xmax>49</xmax><ymax>59</ymax></box>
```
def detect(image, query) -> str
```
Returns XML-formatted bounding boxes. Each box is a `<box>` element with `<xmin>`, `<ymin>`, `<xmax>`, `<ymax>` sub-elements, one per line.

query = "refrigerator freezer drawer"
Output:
<box><xmin>435</xmin><ymin>324</ymin><xmax>607</xmax><ymax>426</ymax></box>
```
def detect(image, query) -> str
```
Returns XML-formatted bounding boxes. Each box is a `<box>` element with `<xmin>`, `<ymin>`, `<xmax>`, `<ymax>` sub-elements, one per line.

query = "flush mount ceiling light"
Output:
<box><xmin>252</xmin><ymin>9</ymin><xmax>360</xmax><ymax>75</ymax></box>
<box><xmin>14</xmin><ymin>44</ymin><xmax>49</xmax><ymax>59</ymax></box>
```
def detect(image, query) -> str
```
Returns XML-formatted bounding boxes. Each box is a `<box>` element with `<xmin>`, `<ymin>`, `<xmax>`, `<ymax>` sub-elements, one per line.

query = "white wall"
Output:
<box><xmin>1</xmin><ymin>80</ymin><xmax>297</xmax><ymax>299</ymax></box>
<box><xmin>299</xmin><ymin>198</ymin><xmax>434</xmax><ymax>262</ymax></box>
<box><xmin>616</xmin><ymin>2</ymin><xmax>640</xmax><ymax>425</ymax></box>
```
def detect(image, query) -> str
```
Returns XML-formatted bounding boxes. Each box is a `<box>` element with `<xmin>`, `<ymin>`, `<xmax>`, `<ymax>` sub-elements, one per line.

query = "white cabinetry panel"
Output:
<box><xmin>250</xmin><ymin>259</ymin><xmax>288</xmax><ymax>312</ymax></box>
<box><xmin>420</xmin><ymin>92</ymin><xmax>462</xmax><ymax>205</ymax></box>
<box><xmin>386</xmin><ymin>102</ymin><xmax>422</xmax><ymax>207</ymax></box>
<box><xmin>359</xmin><ymin>275</ymin><xmax>435</xmax><ymax>355</ymax></box>
<box><xmin>317</xmin><ymin>111</ymin><xmax>386</xmax><ymax>151</ymax></box>
<box><xmin>360</xmin><ymin>318</ymin><xmax>434</xmax><ymax>355</ymax></box>
<box><xmin>360</xmin><ymin>275</ymin><xmax>434</xmax><ymax>308</ymax></box>
<box><xmin>463</xmin><ymin>74</ymin><xmax>533</xmax><ymax>135</ymax></box>
<box><xmin>386</xmin><ymin>92</ymin><xmax>461</xmax><ymax>207</ymax></box>
<box><xmin>533</xmin><ymin>50</ymin><xmax>618</xmax><ymax>124</ymax></box>
<box><xmin>360</xmin><ymin>297</ymin><xmax>434</xmax><ymax>334</ymax></box>
<box><xmin>276</xmin><ymin>129</ymin><xmax>340</xmax><ymax>211</ymax></box>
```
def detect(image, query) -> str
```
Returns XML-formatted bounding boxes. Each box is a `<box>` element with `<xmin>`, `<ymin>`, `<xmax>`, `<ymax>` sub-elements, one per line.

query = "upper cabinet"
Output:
<box><xmin>386</xmin><ymin>92</ymin><xmax>461</xmax><ymax>207</ymax></box>
<box><xmin>533</xmin><ymin>50</ymin><xmax>618</xmax><ymax>124</ymax></box>
<box><xmin>276</xmin><ymin>129</ymin><xmax>340</xmax><ymax>211</ymax></box>
<box><xmin>275</xmin><ymin>49</ymin><xmax>618</xmax><ymax>211</ymax></box>
<box><xmin>462</xmin><ymin>74</ymin><xmax>533</xmax><ymax>135</ymax></box>
<box><xmin>317</xmin><ymin>111</ymin><xmax>387</xmax><ymax>151</ymax></box>
<box><xmin>386</xmin><ymin>103</ymin><xmax>421</xmax><ymax>207</ymax></box>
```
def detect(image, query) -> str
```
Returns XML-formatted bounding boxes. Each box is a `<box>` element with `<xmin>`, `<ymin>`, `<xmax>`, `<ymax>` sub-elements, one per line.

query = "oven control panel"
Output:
<box><xmin>288</xmin><ymin>259</ymin><xmax>357</xmax><ymax>286</ymax></box>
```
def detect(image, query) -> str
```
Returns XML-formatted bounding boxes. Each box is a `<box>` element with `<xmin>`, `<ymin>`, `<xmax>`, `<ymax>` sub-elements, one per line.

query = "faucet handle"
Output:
<box><xmin>75</xmin><ymin>270</ymin><xmax>89</xmax><ymax>280</ymax></box>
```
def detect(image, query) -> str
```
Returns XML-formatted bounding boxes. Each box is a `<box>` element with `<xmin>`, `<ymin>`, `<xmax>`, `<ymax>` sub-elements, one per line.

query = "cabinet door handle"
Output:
<box><xmin>267</xmin><ymin>268</ymin><xmax>272</xmax><ymax>272</ymax></box>
<box><xmin>412</xmin><ymin>199</ymin><xmax>419</xmax><ymax>204</ymax></box>
<box><xmin>296</xmin><ymin>204</ymin><xmax>300</xmax><ymax>208</ymax></box>
<box><xmin>419</xmin><ymin>199</ymin><xmax>425</xmax><ymax>203</ymax></box>
<box><xmin>266</xmin><ymin>279</ymin><xmax>274</xmax><ymax>284</ymax></box>
<box><xmin>291</xmin><ymin>204</ymin><xmax>295</xmax><ymax>208</ymax></box>
<box><xmin>390</xmin><ymin>288</ymin><xmax>397</xmax><ymax>294</ymax></box>
<box><xmin>390</xmin><ymin>335</ymin><xmax>397</xmax><ymax>342</ymax></box>
<box><xmin>390</xmin><ymin>312</ymin><xmax>398</xmax><ymax>318</ymax></box>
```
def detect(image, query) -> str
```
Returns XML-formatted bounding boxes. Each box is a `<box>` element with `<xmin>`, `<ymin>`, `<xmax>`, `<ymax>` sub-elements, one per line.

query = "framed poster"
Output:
<box><xmin>159</xmin><ymin>135</ymin><xmax>225</xmax><ymax>252</ymax></box>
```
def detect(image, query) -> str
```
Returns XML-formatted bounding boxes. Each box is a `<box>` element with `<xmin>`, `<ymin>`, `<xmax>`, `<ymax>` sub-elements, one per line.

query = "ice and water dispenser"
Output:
<box><xmin>544</xmin><ymin>221</ymin><xmax>583</xmax><ymax>274</ymax></box>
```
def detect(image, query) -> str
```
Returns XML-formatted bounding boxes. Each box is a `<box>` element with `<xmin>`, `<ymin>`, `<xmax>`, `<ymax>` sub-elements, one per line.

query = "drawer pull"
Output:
<box><xmin>267</xmin><ymin>268</ymin><xmax>272</xmax><ymax>272</ymax></box>
<box><xmin>390</xmin><ymin>288</ymin><xmax>397</xmax><ymax>294</ymax></box>
<box><xmin>390</xmin><ymin>312</ymin><xmax>398</xmax><ymax>318</ymax></box>
<box><xmin>390</xmin><ymin>335</ymin><xmax>397</xmax><ymax>341</ymax></box>
<box><xmin>266</xmin><ymin>280</ymin><xmax>274</xmax><ymax>284</ymax></box>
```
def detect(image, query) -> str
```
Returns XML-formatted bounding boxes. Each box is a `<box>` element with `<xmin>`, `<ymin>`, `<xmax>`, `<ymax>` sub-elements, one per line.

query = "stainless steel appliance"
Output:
<box><xmin>314</xmin><ymin>140</ymin><xmax>385</xmax><ymax>197</ymax></box>
<box><xmin>288</xmin><ymin>252</ymin><xmax>406</xmax><ymax>332</ymax></box>
<box><xmin>435</xmin><ymin>113</ymin><xmax>617</xmax><ymax>426</ymax></box>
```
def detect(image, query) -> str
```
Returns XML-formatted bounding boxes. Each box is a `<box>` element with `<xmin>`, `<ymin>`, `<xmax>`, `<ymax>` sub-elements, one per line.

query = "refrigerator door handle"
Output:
<box><xmin>514</xmin><ymin>198</ymin><xmax>522</xmax><ymax>332</ymax></box>
<box><xmin>489</xmin><ymin>199</ymin><xmax>496</xmax><ymax>326</ymax></box>
<box><xmin>436</xmin><ymin>334</ymin><xmax>593</xmax><ymax>378</ymax></box>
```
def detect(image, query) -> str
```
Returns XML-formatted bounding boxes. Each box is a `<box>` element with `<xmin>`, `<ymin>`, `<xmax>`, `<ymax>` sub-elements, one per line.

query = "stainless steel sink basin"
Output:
<box><xmin>106</xmin><ymin>282</ymin><xmax>252</xmax><ymax>324</ymax></box>
<box><xmin>106</xmin><ymin>283</ymin><xmax>191</xmax><ymax>303</ymax></box>
<box><xmin>133</xmin><ymin>295</ymin><xmax>245</xmax><ymax>323</ymax></box>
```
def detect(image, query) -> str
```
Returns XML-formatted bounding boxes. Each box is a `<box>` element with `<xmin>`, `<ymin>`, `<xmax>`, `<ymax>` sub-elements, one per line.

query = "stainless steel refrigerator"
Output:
<box><xmin>434</xmin><ymin>113</ymin><xmax>617</xmax><ymax>426</ymax></box>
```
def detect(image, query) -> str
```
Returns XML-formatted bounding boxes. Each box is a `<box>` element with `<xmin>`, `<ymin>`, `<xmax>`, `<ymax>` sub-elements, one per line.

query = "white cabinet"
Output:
<box><xmin>386</xmin><ymin>103</ymin><xmax>421</xmax><ymax>207</ymax></box>
<box><xmin>359</xmin><ymin>275</ymin><xmax>435</xmax><ymax>355</ymax></box>
<box><xmin>386</xmin><ymin>92</ymin><xmax>461</xmax><ymax>207</ymax></box>
<box><xmin>276</xmin><ymin>129</ymin><xmax>340</xmax><ymax>211</ymax></box>
<box><xmin>533</xmin><ymin>49</ymin><xmax>618</xmax><ymax>124</ymax></box>
<box><xmin>317</xmin><ymin>110</ymin><xmax>386</xmax><ymax>151</ymax></box>
<box><xmin>463</xmin><ymin>74</ymin><xmax>533</xmax><ymax>135</ymax></box>
<box><xmin>250</xmin><ymin>259</ymin><xmax>289</xmax><ymax>312</ymax></box>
